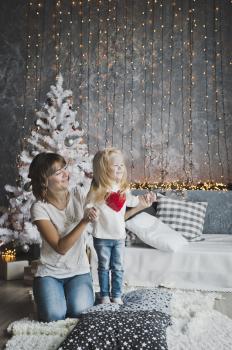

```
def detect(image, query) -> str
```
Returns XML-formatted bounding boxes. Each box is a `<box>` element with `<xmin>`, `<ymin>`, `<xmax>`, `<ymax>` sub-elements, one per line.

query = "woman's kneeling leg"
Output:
<box><xmin>33</xmin><ymin>276</ymin><xmax>66</xmax><ymax>322</ymax></box>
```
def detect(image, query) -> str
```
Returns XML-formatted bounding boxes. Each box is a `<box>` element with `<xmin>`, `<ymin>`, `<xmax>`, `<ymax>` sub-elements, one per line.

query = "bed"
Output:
<box><xmin>123</xmin><ymin>234</ymin><xmax>232</xmax><ymax>291</ymax></box>
<box><xmin>90</xmin><ymin>190</ymin><xmax>232</xmax><ymax>292</ymax></box>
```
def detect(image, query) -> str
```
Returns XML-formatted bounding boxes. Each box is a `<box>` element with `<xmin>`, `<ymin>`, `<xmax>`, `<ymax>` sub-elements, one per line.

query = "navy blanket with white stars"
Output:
<box><xmin>58</xmin><ymin>288</ymin><xmax>172</xmax><ymax>350</ymax></box>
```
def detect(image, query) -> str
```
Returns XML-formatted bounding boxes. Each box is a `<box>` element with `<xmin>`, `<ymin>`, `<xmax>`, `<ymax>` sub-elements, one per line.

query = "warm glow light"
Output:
<box><xmin>1</xmin><ymin>249</ymin><xmax>16</xmax><ymax>262</ymax></box>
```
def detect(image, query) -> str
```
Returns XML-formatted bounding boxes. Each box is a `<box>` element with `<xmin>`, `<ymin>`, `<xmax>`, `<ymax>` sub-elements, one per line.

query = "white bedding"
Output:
<box><xmin>123</xmin><ymin>234</ymin><xmax>232</xmax><ymax>292</ymax></box>
<box><xmin>90</xmin><ymin>234</ymin><xmax>232</xmax><ymax>292</ymax></box>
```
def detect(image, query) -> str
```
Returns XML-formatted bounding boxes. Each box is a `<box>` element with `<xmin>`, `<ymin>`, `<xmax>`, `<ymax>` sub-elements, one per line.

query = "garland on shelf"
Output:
<box><xmin>130</xmin><ymin>182</ymin><xmax>231</xmax><ymax>191</ymax></box>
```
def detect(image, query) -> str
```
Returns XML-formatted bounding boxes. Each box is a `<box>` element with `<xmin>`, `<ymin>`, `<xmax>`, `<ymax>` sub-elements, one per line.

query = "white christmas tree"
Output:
<box><xmin>0</xmin><ymin>74</ymin><xmax>93</xmax><ymax>249</ymax></box>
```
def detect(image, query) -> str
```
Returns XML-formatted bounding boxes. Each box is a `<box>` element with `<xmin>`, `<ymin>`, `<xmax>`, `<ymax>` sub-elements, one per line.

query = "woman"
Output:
<box><xmin>29</xmin><ymin>152</ymin><xmax>97</xmax><ymax>322</ymax></box>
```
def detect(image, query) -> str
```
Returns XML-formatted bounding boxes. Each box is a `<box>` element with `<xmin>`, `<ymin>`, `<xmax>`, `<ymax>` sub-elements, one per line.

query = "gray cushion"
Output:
<box><xmin>186</xmin><ymin>190</ymin><xmax>232</xmax><ymax>234</ymax></box>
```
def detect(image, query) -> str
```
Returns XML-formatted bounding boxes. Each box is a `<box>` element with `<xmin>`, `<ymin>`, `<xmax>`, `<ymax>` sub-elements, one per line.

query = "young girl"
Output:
<box><xmin>86</xmin><ymin>147</ymin><xmax>155</xmax><ymax>304</ymax></box>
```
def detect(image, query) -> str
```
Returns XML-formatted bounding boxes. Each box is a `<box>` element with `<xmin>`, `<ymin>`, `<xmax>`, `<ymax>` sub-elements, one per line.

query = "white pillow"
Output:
<box><xmin>126</xmin><ymin>212</ymin><xmax>188</xmax><ymax>252</ymax></box>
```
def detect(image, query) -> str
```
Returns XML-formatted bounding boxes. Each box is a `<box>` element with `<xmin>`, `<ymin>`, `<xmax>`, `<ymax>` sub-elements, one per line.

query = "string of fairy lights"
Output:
<box><xmin>213</xmin><ymin>1</ymin><xmax>224</xmax><ymax>180</ymax></box>
<box><xmin>20</xmin><ymin>0</ymin><xmax>31</xmax><ymax>142</ymax></box>
<box><xmin>121</xmin><ymin>0</ymin><xmax>127</xmax><ymax>151</ymax></box>
<box><xmin>96</xmin><ymin>1</ymin><xmax>100</xmax><ymax>150</ymax></box>
<box><xmin>160</xmin><ymin>0</ymin><xmax>165</xmax><ymax>182</ymax></box>
<box><xmin>143</xmin><ymin>1</ymin><xmax>148</xmax><ymax>179</ymax></box>
<box><xmin>203</xmin><ymin>0</ymin><xmax>212</xmax><ymax>182</ymax></box>
<box><xmin>86</xmin><ymin>0</ymin><xmax>91</xmax><ymax>152</ymax></box>
<box><xmin>147</xmin><ymin>0</ymin><xmax>155</xmax><ymax>180</ymax></box>
<box><xmin>104</xmin><ymin>0</ymin><xmax>110</xmax><ymax>148</ymax></box>
<box><xmin>78</xmin><ymin>0</ymin><xmax>83</xmax><ymax>126</ymax></box>
<box><xmin>20</xmin><ymin>1</ymin><xmax>43</xmax><ymax>149</ymax></box>
<box><xmin>111</xmin><ymin>1</ymin><xmax>117</xmax><ymax>147</ymax></box>
<box><xmin>38</xmin><ymin>1</ymin><xmax>45</xmax><ymax>103</ymax></box>
<box><xmin>180</xmin><ymin>0</ymin><xmax>187</xmax><ymax>180</ymax></box>
<box><xmin>218</xmin><ymin>2</ymin><xmax>230</xmax><ymax>179</ymax></box>
<box><xmin>165</xmin><ymin>1</ymin><xmax>175</xmax><ymax>178</ymax></box>
<box><xmin>67</xmin><ymin>2</ymin><xmax>73</xmax><ymax>88</ymax></box>
<box><xmin>18</xmin><ymin>0</ymin><xmax>232</xmax><ymax>189</ymax></box>
<box><xmin>34</xmin><ymin>2</ymin><xmax>41</xmax><ymax>114</ymax></box>
<box><xmin>54</xmin><ymin>1</ymin><xmax>61</xmax><ymax>75</ymax></box>
<box><xmin>129</xmin><ymin>0</ymin><xmax>135</xmax><ymax>180</ymax></box>
<box><xmin>34</xmin><ymin>6</ymin><xmax>39</xmax><ymax>111</ymax></box>
<box><xmin>187</xmin><ymin>0</ymin><xmax>194</xmax><ymax>183</ymax></box>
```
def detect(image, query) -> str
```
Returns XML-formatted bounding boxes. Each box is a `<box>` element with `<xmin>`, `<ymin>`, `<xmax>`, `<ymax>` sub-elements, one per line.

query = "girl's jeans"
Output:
<box><xmin>93</xmin><ymin>238</ymin><xmax>125</xmax><ymax>298</ymax></box>
<box><xmin>33</xmin><ymin>273</ymin><xmax>94</xmax><ymax>322</ymax></box>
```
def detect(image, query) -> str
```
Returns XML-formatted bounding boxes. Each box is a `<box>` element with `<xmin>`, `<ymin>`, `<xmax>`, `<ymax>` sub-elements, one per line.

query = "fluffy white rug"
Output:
<box><xmin>6</xmin><ymin>318</ymin><xmax>78</xmax><ymax>350</ymax></box>
<box><xmin>167</xmin><ymin>291</ymin><xmax>232</xmax><ymax>350</ymax></box>
<box><xmin>5</xmin><ymin>291</ymin><xmax>232</xmax><ymax>350</ymax></box>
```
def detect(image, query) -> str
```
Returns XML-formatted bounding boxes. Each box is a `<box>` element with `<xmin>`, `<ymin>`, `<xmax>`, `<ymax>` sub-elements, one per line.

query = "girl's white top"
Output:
<box><xmin>30</xmin><ymin>186</ymin><xmax>90</xmax><ymax>278</ymax></box>
<box><xmin>89</xmin><ymin>186</ymin><xmax>139</xmax><ymax>240</ymax></box>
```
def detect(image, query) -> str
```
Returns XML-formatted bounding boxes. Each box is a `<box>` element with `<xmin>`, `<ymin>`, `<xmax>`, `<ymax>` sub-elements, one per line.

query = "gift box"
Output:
<box><xmin>0</xmin><ymin>260</ymin><xmax>29</xmax><ymax>280</ymax></box>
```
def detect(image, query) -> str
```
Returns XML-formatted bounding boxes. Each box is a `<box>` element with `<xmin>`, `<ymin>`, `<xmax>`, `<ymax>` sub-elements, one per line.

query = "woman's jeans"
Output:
<box><xmin>33</xmin><ymin>273</ymin><xmax>94</xmax><ymax>322</ymax></box>
<box><xmin>93</xmin><ymin>238</ymin><xmax>125</xmax><ymax>298</ymax></box>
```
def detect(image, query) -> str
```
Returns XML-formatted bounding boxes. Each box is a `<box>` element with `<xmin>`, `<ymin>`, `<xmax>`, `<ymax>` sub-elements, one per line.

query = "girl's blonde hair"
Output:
<box><xmin>87</xmin><ymin>147</ymin><xmax>128</xmax><ymax>204</ymax></box>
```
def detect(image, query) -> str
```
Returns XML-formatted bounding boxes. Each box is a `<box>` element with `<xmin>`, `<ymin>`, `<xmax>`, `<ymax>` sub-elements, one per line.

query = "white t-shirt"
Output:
<box><xmin>30</xmin><ymin>187</ymin><xmax>90</xmax><ymax>278</ymax></box>
<box><xmin>89</xmin><ymin>187</ymin><xmax>139</xmax><ymax>240</ymax></box>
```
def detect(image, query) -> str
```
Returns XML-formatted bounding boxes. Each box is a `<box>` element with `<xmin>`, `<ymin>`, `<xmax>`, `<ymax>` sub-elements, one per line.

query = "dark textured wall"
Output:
<box><xmin>0</xmin><ymin>0</ymin><xmax>232</xmax><ymax>206</ymax></box>
<box><xmin>0</xmin><ymin>0</ymin><xmax>26</xmax><ymax>206</ymax></box>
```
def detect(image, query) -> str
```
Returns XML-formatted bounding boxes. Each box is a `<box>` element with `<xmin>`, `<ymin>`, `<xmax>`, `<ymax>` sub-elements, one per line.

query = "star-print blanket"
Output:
<box><xmin>58</xmin><ymin>288</ymin><xmax>172</xmax><ymax>350</ymax></box>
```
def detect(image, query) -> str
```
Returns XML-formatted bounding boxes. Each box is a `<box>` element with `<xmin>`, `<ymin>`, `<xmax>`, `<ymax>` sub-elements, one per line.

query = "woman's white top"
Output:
<box><xmin>90</xmin><ymin>186</ymin><xmax>139</xmax><ymax>240</ymax></box>
<box><xmin>30</xmin><ymin>187</ymin><xmax>90</xmax><ymax>278</ymax></box>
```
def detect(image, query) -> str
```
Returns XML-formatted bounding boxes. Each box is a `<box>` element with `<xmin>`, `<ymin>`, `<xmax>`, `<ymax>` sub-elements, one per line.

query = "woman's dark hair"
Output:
<box><xmin>28</xmin><ymin>152</ymin><xmax>66</xmax><ymax>201</ymax></box>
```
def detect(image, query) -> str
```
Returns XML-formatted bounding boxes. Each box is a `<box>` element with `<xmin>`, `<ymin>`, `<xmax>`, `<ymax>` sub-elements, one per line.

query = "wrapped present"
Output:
<box><xmin>0</xmin><ymin>260</ymin><xmax>29</xmax><ymax>280</ymax></box>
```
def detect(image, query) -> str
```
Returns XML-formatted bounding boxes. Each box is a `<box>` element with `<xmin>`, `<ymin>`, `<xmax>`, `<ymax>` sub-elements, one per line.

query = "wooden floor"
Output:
<box><xmin>0</xmin><ymin>279</ymin><xmax>34</xmax><ymax>350</ymax></box>
<box><xmin>0</xmin><ymin>279</ymin><xmax>232</xmax><ymax>350</ymax></box>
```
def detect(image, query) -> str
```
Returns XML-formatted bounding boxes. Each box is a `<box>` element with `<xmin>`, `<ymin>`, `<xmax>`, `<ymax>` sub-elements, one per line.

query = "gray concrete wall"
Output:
<box><xmin>0</xmin><ymin>0</ymin><xmax>232</xmax><ymax>206</ymax></box>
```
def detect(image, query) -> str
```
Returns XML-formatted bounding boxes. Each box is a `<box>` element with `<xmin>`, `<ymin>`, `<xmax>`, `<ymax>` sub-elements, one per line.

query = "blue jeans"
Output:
<box><xmin>33</xmin><ymin>273</ymin><xmax>94</xmax><ymax>322</ymax></box>
<box><xmin>93</xmin><ymin>238</ymin><xmax>125</xmax><ymax>298</ymax></box>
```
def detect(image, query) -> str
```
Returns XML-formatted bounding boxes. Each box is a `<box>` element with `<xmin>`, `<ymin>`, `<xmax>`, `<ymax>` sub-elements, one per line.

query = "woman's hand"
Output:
<box><xmin>34</xmin><ymin>207</ymin><xmax>99</xmax><ymax>256</ymax></box>
<box><xmin>83</xmin><ymin>207</ymin><xmax>98</xmax><ymax>223</ymax></box>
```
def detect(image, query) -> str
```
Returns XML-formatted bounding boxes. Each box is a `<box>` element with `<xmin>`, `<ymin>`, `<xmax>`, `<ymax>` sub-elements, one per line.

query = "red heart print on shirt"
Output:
<box><xmin>105</xmin><ymin>191</ymin><xmax>126</xmax><ymax>212</ymax></box>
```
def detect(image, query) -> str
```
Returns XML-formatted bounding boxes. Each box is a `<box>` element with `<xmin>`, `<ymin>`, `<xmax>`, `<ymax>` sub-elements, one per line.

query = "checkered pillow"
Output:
<box><xmin>156</xmin><ymin>196</ymin><xmax>208</xmax><ymax>241</ymax></box>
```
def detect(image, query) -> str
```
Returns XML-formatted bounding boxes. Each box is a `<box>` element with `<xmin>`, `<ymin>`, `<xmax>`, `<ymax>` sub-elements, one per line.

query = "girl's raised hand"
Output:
<box><xmin>138</xmin><ymin>192</ymin><xmax>157</xmax><ymax>209</ymax></box>
<box><xmin>147</xmin><ymin>191</ymin><xmax>157</xmax><ymax>203</ymax></box>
